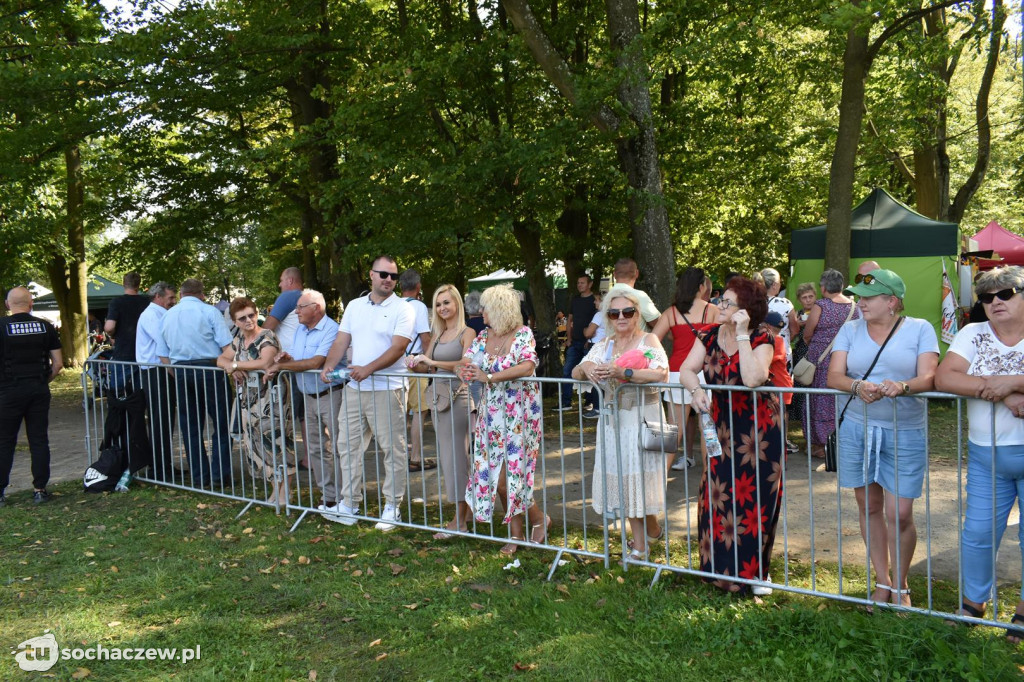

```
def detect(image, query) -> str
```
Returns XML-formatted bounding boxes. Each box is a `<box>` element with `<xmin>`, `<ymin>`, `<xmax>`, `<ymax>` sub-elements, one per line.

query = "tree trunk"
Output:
<box><xmin>512</xmin><ymin>220</ymin><xmax>560</xmax><ymax>387</ymax></box>
<box><xmin>605</xmin><ymin>0</ymin><xmax>674</xmax><ymax>309</ymax></box>
<box><xmin>59</xmin><ymin>143</ymin><xmax>88</xmax><ymax>367</ymax></box>
<box><xmin>825</xmin><ymin>9</ymin><xmax>870</xmax><ymax>274</ymax></box>
<box><xmin>555</xmin><ymin>183</ymin><xmax>590</xmax><ymax>288</ymax></box>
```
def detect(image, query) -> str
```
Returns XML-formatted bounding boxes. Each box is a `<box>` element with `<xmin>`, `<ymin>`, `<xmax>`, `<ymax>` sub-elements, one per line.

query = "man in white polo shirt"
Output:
<box><xmin>320</xmin><ymin>255</ymin><xmax>415</xmax><ymax>531</ymax></box>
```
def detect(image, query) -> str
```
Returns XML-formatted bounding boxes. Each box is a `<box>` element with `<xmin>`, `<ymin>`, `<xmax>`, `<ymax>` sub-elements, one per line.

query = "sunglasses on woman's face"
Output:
<box><xmin>607</xmin><ymin>307</ymin><xmax>637</xmax><ymax>319</ymax></box>
<box><xmin>978</xmin><ymin>287</ymin><xmax>1021</xmax><ymax>304</ymax></box>
<box><xmin>235</xmin><ymin>313</ymin><xmax>257</xmax><ymax>322</ymax></box>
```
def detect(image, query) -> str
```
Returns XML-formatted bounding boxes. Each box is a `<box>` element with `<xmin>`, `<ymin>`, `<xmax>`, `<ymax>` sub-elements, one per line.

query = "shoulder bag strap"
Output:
<box><xmin>817</xmin><ymin>300</ymin><xmax>857</xmax><ymax>364</ymax></box>
<box><xmin>680</xmin><ymin>311</ymin><xmax>701</xmax><ymax>339</ymax></box>
<box><xmin>837</xmin><ymin>316</ymin><xmax>904</xmax><ymax>425</ymax></box>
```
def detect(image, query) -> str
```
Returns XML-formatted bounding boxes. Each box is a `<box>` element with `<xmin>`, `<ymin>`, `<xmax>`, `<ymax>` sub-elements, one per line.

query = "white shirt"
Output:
<box><xmin>404</xmin><ymin>297</ymin><xmax>431</xmax><ymax>354</ymax></box>
<box><xmin>947</xmin><ymin>322</ymin><xmax>1024</xmax><ymax>446</ymax></box>
<box><xmin>339</xmin><ymin>294</ymin><xmax>415</xmax><ymax>391</ymax></box>
<box><xmin>590</xmin><ymin>310</ymin><xmax>606</xmax><ymax>344</ymax></box>
<box><xmin>135</xmin><ymin>302</ymin><xmax>167</xmax><ymax>366</ymax></box>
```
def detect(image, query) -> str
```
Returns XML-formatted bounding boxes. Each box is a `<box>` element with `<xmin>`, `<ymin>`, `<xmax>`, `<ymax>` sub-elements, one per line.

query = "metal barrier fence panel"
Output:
<box><xmin>79</xmin><ymin>359</ymin><xmax>1023</xmax><ymax>630</ymax></box>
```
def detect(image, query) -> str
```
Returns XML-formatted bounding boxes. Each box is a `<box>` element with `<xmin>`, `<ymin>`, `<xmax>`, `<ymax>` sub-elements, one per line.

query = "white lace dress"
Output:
<box><xmin>585</xmin><ymin>337</ymin><xmax>669</xmax><ymax>518</ymax></box>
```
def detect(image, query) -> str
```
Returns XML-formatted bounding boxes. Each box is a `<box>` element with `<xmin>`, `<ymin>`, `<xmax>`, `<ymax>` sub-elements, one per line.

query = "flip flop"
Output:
<box><xmin>408</xmin><ymin>458</ymin><xmax>437</xmax><ymax>472</ymax></box>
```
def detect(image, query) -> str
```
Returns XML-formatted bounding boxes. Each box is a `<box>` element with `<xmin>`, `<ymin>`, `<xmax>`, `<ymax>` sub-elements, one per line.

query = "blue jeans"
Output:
<box><xmin>174</xmin><ymin>361</ymin><xmax>233</xmax><ymax>487</ymax></box>
<box><xmin>961</xmin><ymin>441</ymin><xmax>1024</xmax><ymax>604</ymax></box>
<box><xmin>561</xmin><ymin>341</ymin><xmax>595</xmax><ymax>408</ymax></box>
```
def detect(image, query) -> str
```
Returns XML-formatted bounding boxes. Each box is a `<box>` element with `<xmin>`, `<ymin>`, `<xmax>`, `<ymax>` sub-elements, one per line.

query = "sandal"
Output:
<box><xmin>947</xmin><ymin>601</ymin><xmax>985</xmax><ymax>627</ymax></box>
<box><xmin>500</xmin><ymin>537</ymin><xmax>525</xmax><ymax>555</ymax></box>
<box><xmin>408</xmin><ymin>458</ymin><xmax>438</xmax><ymax>472</ymax></box>
<box><xmin>891</xmin><ymin>586</ymin><xmax>911</xmax><ymax>608</ymax></box>
<box><xmin>530</xmin><ymin>515</ymin><xmax>551</xmax><ymax>544</ymax></box>
<box><xmin>433</xmin><ymin>522</ymin><xmax>467</xmax><ymax>541</ymax></box>
<box><xmin>866</xmin><ymin>583</ymin><xmax>891</xmax><ymax>614</ymax></box>
<box><xmin>1007</xmin><ymin>613</ymin><xmax>1024</xmax><ymax>645</ymax></box>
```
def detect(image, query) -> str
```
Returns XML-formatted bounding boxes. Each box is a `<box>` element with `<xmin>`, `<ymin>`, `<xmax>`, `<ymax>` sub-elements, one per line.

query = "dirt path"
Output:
<box><xmin>14</xmin><ymin>396</ymin><xmax>1020</xmax><ymax>588</ymax></box>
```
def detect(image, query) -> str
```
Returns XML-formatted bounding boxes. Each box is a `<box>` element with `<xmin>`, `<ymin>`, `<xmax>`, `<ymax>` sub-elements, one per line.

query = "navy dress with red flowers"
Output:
<box><xmin>697</xmin><ymin>325</ymin><xmax>785</xmax><ymax>590</ymax></box>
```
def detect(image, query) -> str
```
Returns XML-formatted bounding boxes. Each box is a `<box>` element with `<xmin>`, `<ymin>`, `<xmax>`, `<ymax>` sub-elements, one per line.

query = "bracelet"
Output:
<box><xmin>736</xmin><ymin>334</ymin><xmax>751</xmax><ymax>342</ymax></box>
<box><xmin>851</xmin><ymin>380</ymin><xmax>861</xmax><ymax>398</ymax></box>
<box><xmin>900</xmin><ymin>381</ymin><xmax>910</xmax><ymax>395</ymax></box>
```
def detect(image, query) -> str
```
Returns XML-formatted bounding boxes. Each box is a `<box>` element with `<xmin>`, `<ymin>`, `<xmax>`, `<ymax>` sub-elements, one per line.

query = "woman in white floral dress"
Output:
<box><xmin>573</xmin><ymin>284</ymin><xmax>669</xmax><ymax>559</ymax></box>
<box><xmin>460</xmin><ymin>285</ymin><xmax>548</xmax><ymax>555</ymax></box>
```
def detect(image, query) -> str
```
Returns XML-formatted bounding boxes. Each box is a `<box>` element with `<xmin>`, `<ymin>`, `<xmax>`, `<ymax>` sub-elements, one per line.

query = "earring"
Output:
<box><xmin>889</xmin><ymin>309</ymin><xmax>895</xmax><ymax>317</ymax></box>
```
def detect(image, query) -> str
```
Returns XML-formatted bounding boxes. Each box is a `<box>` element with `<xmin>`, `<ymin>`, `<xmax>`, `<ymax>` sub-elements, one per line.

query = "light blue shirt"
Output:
<box><xmin>292</xmin><ymin>315</ymin><xmax>341</xmax><ymax>395</ymax></box>
<box><xmin>135</xmin><ymin>302</ymin><xmax>167</xmax><ymax>366</ymax></box>
<box><xmin>833</xmin><ymin>316</ymin><xmax>939</xmax><ymax>429</ymax></box>
<box><xmin>157</xmin><ymin>295</ymin><xmax>233</xmax><ymax>363</ymax></box>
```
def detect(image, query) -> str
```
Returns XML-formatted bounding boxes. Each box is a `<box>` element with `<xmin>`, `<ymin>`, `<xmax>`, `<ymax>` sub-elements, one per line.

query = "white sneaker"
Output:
<box><xmin>319</xmin><ymin>502</ymin><xmax>358</xmax><ymax>525</ymax></box>
<box><xmin>375</xmin><ymin>504</ymin><xmax>401</xmax><ymax>532</ymax></box>
<box><xmin>671</xmin><ymin>455</ymin><xmax>694</xmax><ymax>471</ymax></box>
<box><xmin>752</xmin><ymin>575</ymin><xmax>773</xmax><ymax>596</ymax></box>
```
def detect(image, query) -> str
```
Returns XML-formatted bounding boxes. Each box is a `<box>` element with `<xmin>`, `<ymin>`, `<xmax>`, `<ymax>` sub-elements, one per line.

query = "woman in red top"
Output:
<box><xmin>653</xmin><ymin>267</ymin><xmax>719</xmax><ymax>470</ymax></box>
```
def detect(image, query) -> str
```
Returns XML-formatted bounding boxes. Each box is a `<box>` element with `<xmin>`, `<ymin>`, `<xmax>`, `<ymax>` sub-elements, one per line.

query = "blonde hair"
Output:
<box><xmin>430</xmin><ymin>284</ymin><xmax>467</xmax><ymax>339</ymax></box>
<box><xmin>601</xmin><ymin>284</ymin><xmax>643</xmax><ymax>337</ymax></box>
<box><xmin>480</xmin><ymin>284</ymin><xmax>523</xmax><ymax>335</ymax></box>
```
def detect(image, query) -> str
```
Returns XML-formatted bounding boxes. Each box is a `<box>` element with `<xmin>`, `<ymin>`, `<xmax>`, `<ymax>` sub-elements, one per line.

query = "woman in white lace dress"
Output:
<box><xmin>572</xmin><ymin>284</ymin><xmax>669</xmax><ymax>559</ymax></box>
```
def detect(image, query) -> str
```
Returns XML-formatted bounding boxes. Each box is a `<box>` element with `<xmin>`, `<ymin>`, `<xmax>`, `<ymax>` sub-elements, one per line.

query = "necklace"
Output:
<box><xmin>610</xmin><ymin>331</ymin><xmax>641</xmax><ymax>361</ymax></box>
<box><xmin>487</xmin><ymin>330</ymin><xmax>515</xmax><ymax>356</ymax></box>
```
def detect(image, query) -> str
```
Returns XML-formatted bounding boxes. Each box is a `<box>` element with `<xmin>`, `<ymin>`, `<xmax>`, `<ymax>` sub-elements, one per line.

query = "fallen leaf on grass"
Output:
<box><xmin>71</xmin><ymin>668</ymin><xmax>91</xmax><ymax>679</ymax></box>
<box><xmin>556</xmin><ymin>584</ymin><xmax>570</xmax><ymax>596</ymax></box>
<box><xmin>341</xmin><ymin>617</ymin><xmax>355</xmax><ymax>623</ymax></box>
<box><xmin>470</xmin><ymin>603</ymin><xmax>484</xmax><ymax>610</ymax></box>
<box><xmin>110</xmin><ymin>566</ymin><xmax>118</xmax><ymax>573</ymax></box>
<box><xmin>298</xmin><ymin>556</ymin><xmax>310</xmax><ymax>565</ymax></box>
<box><xmin>309</xmin><ymin>536</ymin><xmax>326</xmax><ymax>544</ymax></box>
<box><xmin>404</xmin><ymin>603</ymin><xmax>419</xmax><ymax>610</ymax></box>
<box><xmin>259</xmin><ymin>563</ymin><xmax>277</xmax><ymax>574</ymax></box>
<box><xmin>83</xmin><ymin>551</ymin><xmax>95</xmax><ymax>558</ymax></box>
<box><xmin>817</xmin><ymin>603</ymin><xmax>828</xmax><ymax>612</ymax></box>
<box><xmin>468</xmin><ymin>584</ymin><xmax>492</xmax><ymax>593</ymax></box>
<box><xmin>369</xmin><ymin>638</ymin><xmax>382</xmax><ymax>647</ymax></box>
<box><xmin>243</xmin><ymin>527</ymin><xmax>255</xmax><ymax>535</ymax></box>
<box><xmin>375</xmin><ymin>653</ymin><xmax>388</xmax><ymax>661</ymax></box>
<box><xmin>308</xmin><ymin>670</ymin><xmax>317</xmax><ymax>681</ymax></box>
<box><xmin>390</xmin><ymin>563</ymin><xmax>406</xmax><ymax>576</ymax></box>
<box><xmin>451</xmin><ymin>565</ymin><xmax>460</xmax><ymax>574</ymax></box>
<box><xmin>352</xmin><ymin>570</ymin><xmax>363</xmax><ymax>577</ymax></box>
<box><xmin>365</xmin><ymin>567</ymin><xmax>374</xmax><ymax>576</ymax></box>
<box><xmin>280</xmin><ymin>559</ymin><xmax>290</xmax><ymax>565</ymax></box>
<box><xmin>197</xmin><ymin>503</ymin><xmax>208</xmax><ymax>510</ymax></box>
<box><xmin>107</xmin><ymin>621</ymin><xmax>121</xmax><ymax>627</ymax></box>
<box><xmin>594</xmin><ymin>599</ymin><xmax>606</xmax><ymax>608</ymax></box>
<box><xmin>514</xmin><ymin>662</ymin><xmax>538</xmax><ymax>671</ymax></box>
<box><xmin>387</xmin><ymin>548</ymin><xmax>403</xmax><ymax>557</ymax></box>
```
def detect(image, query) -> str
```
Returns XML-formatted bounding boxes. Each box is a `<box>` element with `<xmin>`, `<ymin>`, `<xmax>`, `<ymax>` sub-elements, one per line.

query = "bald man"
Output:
<box><xmin>0</xmin><ymin>287</ymin><xmax>63</xmax><ymax>506</ymax></box>
<box><xmin>857</xmin><ymin>260</ymin><xmax>881</xmax><ymax>279</ymax></box>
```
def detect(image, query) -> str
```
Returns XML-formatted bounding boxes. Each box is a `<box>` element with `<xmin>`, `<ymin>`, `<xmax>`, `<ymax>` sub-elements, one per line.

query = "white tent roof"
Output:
<box><xmin>468</xmin><ymin>262</ymin><xmax>565</xmax><ymax>283</ymax></box>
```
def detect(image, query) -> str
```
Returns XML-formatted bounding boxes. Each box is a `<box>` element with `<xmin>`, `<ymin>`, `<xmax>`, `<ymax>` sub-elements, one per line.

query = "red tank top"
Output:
<box><xmin>668</xmin><ymin>305</ymin><xmax>711</xmax><ymax>371</ymax></box>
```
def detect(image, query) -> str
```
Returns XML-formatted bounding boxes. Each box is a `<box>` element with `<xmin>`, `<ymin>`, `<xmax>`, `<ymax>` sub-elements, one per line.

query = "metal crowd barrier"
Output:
<box><xmin>79</xmin><ymin>359</ymin><xmax>1022</xmax><ymax>632</ymax></box>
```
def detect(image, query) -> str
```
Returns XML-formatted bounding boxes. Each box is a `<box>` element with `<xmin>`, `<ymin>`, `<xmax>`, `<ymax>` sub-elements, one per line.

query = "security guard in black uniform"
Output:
<box><xmin>0</xmin><ymin>287</ymin><xmax>63</xmax><ymax>506</ymax></box>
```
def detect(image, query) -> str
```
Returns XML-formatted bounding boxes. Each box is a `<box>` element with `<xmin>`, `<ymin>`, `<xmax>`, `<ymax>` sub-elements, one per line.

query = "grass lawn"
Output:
<box><xmin>2</xmin><ymin>481</ymin><xmax>1024</xmax><ymax>681</ymax></box>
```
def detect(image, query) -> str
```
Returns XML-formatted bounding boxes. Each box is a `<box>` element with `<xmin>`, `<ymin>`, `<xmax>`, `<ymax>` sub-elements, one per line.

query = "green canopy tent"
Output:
<box><xmin>789</xmin><ymin>188</ymin><xmax>960</xmax><ymax>350</ymax></box>
<box><xmin>32</xmin><ymin>275</ymin><xmax>126</xmax><ymax>316</ymax></box>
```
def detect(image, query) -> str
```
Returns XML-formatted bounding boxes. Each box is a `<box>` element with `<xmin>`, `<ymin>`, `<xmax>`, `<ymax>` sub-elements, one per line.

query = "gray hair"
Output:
<box><xmin>820</xmin><ymin>269</ymin><xmax>845</xmax><ymax>294</ymax></box>
<box><xmin>976</xmin><ymin>266</ymin><xmax>1024</xmax><ymax>295</ymax></box>
<box><xmin>148</xmin><ymin>281</ymin><xmax>174</xmax><ymax>298</ymax></box>
<box><xmin>761</xmin><ymin>268</ymin><xmax>780</xmax><ymax>290</ymax></box>
<box><xmin>300</xmin><ymin>288</ymin><xmax>326</xmax><ymax>311</ymax></box>
<box><xmin>465</xmin><ymin>290</ymin><xmax>483</xmax><ymax>315</ymax></box>
<box><xmin>399</xmin><ymin>268</ymin><xmax>421</xmax><ymax>292</ymax></box>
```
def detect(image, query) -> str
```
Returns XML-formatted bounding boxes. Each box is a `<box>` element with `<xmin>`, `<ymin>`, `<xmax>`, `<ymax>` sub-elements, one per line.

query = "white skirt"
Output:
<box><xmin>591</xmin><ymin>400</ymin><xmax>667</xmax><ymax>518</ymax></box>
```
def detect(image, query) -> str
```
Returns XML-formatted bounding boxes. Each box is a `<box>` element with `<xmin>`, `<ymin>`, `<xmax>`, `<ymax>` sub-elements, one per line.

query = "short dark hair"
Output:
<box><xmin>229</xmin><ymin>297</ymin><xmax>257</xmax><ymax>320</ymax></box>
<box><xmin>727</xmin><ymin>276</ymin><xmax>768</xmax><ymax>328</ymax></box>
<box><xmin>372</xmin><ymin>255</ymin><xmax>397</xmax><ymax>271</ymax></box>
<box><xmin>180</xmin><ymin>278</ymin><xmax>203</xmax><ymax>297</ymax></box>
<box><xmin>123</xmin><ymin>272</ymin><xmax>141</xmax><ymax>289</ymax></box>
<box><xmin>613</xmin><ymin>258</ymin><xmax>638</xmax><ymax>280</ymax></box>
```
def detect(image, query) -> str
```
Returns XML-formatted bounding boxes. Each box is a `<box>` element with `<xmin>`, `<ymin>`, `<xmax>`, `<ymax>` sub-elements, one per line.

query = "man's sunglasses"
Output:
<box><xmin>607</xmin><ymin>307</ymin><xmax>637</xmax><ymax>319</ymax></box>
<box><xmin>373</xmin><ymin>270</ymin><xmax>400</xmax><ymax>281</ymax></box>
<box><xmin>854</xmin><ymin>273</ymin><xmax>896</xmax><ymax>296</ymax></box>
<box><xmin>978</xmin><ymin>287</ymin><xmax>1021</xmax><ymax>304</ymax></box>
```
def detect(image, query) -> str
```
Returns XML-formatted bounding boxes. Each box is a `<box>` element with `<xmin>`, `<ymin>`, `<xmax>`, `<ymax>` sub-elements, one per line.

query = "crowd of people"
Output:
<box><xmin>4</xmin><ymin>257</ymin><xmax>1024</xmax><ymax>637</ymax></box>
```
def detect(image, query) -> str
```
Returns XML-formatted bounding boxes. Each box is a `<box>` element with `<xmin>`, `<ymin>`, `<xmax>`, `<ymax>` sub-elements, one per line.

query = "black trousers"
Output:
<box><xmin>0</xmin><ymin>378</ymin><xmax>51</xmax><ymax>491</ymax></box>
<box><xmin>139</xmin><ymin>367</ymin><xmax>177</xmax><ymax>481</ymax></box>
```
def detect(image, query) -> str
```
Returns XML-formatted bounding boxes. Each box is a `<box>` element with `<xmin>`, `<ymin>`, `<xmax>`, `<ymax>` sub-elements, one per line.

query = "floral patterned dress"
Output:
<box><xmin>803</xmin><ymin>298</ymin><xmax>860</xmax><ymax>446</ymax></box>
<box><xmin>697</xmin><ymin>325</ymin><xmax>784</xmax><ymax>589</ymax></box>
<box><xmin>464</xmin><ymin>326</ymin><xmax>542</xmax><ymax>523</ymax></box>
<box><xmin>230</xmin><ymin>329</ymin><xmax>292</xmax><ymax>481</ymax></box>
<box><xmin>585</xmin><ymin>336</ymin><xmax>669</xmax><ymax>518</ymax></box>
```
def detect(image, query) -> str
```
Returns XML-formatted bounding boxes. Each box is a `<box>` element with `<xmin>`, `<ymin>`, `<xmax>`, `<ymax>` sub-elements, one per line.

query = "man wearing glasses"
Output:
<box><xmin>270</xmin><ymin>289</ymin><xmax>343</xmax><ymax>513</ymax></box>
<box><xmin>320</xmin><ymin>256</ymin><xmax>415</xmax><ymax>531</ymax></box>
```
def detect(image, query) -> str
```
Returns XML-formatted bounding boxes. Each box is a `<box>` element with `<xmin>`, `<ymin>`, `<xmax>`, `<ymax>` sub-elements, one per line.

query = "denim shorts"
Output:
<box><xmin>836</xmin><ymin>418</ymin><xmax>927</xmax><ymax>499</ymax></box>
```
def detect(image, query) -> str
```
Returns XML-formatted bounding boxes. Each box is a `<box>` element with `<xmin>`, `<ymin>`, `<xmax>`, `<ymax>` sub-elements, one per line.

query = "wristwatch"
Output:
<box><xmin>624</xmin><ymin>368</ymin><xmax>634</xmax><ymax>381</ymax></box>
<box><xmin>899</xmin><ymin>381</ymin><xmax>910</xmax><ymax>395</ymax></box>
<box><xmin>486</xmin><ymin>373</ymin><xmax>494</xmax><ymax>383</ymax></box>
<box><xmin>231</xmin><ymin>362</ymin><xmax>238</xmax><ymax>373</ymax></box>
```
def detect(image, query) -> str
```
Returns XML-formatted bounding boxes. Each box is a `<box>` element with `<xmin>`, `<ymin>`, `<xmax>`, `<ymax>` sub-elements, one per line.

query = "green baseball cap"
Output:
<box><xmin>844</xmin><ymin>268</ymin><xmax>906</xmax><ymax>298</ymax></box>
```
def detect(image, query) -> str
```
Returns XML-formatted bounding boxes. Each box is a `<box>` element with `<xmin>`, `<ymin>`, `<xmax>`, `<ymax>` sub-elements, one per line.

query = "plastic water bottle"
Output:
<box><xmin>701</xmin><ymin>411</ymin><xmax>723</xmax><ymax>458</ymax></box>
<box><xmin>114</xmin><ymin>470</ymin><xmax>132</xmax><ymax>492</ymax></box>
<box><xmin>325</xmin><ymin>367</ymin><xmax>350</xmax><ymax>382</ymax></box>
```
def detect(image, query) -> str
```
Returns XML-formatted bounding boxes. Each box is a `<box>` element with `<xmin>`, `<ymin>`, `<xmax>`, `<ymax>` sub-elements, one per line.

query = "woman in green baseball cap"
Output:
<box><xmin>827</xmin><ymin>268</ymin><xmax>940</xmax><ymax>610</ymax></box>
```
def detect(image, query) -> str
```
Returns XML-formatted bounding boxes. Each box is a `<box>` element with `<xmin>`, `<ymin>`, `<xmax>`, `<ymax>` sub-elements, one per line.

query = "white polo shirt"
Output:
<box><xmin>340</xmin><ymin>293</ymin><xmax>415</xmax><ymax>391</ymax></box>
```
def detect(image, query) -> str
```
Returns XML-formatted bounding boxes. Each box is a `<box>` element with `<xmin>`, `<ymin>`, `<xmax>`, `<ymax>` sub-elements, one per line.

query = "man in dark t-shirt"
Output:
<box><xmin>0</xmin><ymin>286</ymin><xmax>63</xmax><ymax>505</ymax></box>
<box><xmin>559</xmin><ymin>274</ymin><xmax>597</xmax><ymax>412</ymax></box>
<box><xmin>104</xmin><ymin>272</ymin><xmax>150</xmax><ymax>361</ymax></box>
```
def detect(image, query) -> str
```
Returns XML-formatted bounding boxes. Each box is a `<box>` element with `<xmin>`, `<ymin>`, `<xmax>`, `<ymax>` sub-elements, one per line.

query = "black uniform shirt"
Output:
<box><xmin>0</xmin><ymin>313</ymin><xmax>61</xmax><ymax>383</ymax></box>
